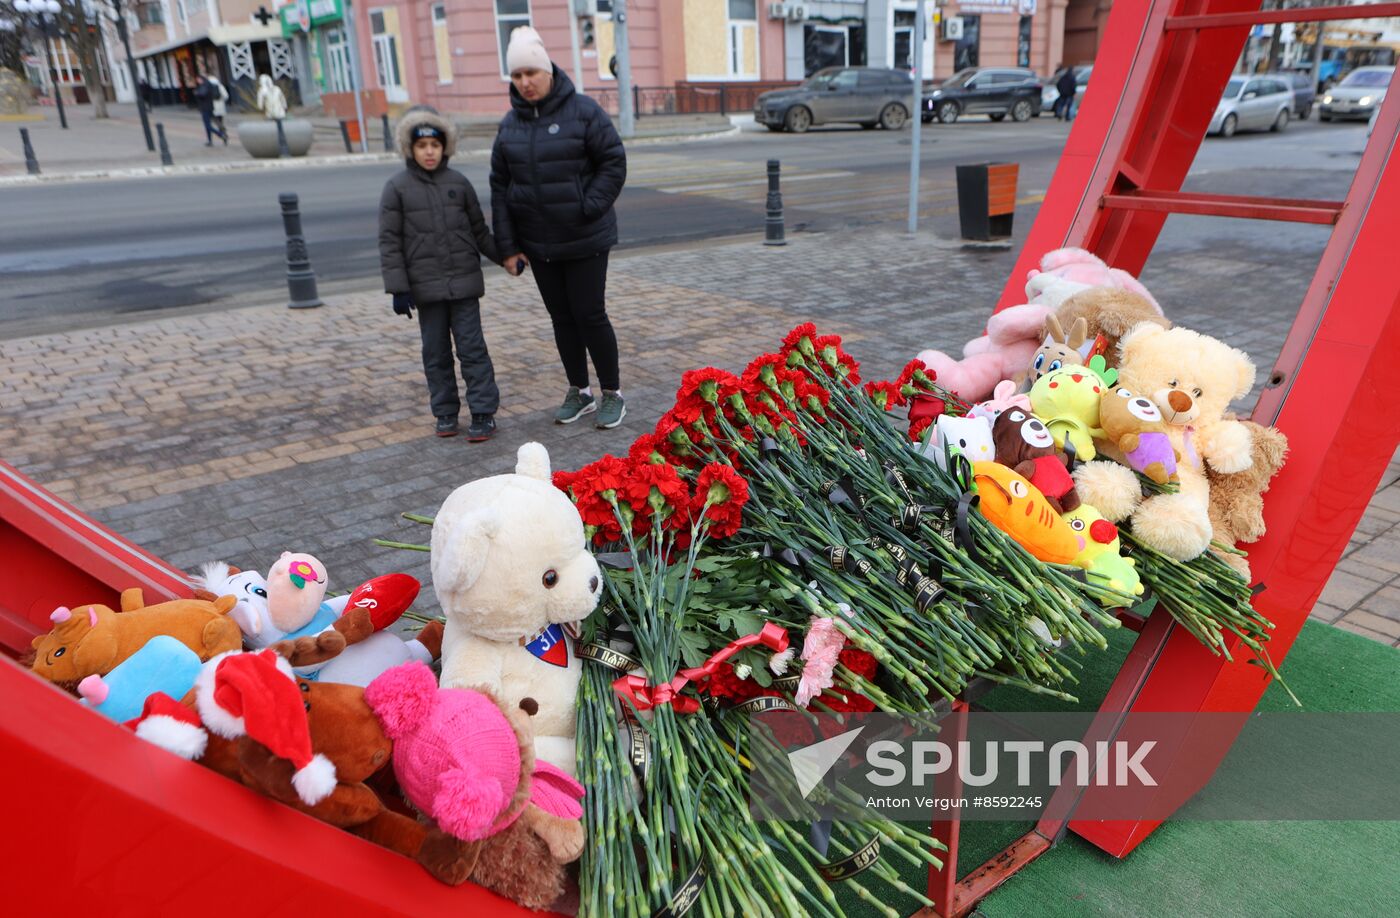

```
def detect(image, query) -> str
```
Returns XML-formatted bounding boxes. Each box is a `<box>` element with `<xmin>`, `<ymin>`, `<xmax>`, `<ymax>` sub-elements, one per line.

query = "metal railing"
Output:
<box><xmin>586</xmin><ymin>82</ymin><xmax>799</xmax><ymax>117</ymax></box>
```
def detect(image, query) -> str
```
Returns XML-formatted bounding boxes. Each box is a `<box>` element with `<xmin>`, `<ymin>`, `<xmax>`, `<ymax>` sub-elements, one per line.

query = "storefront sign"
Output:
<box><xmin>280</xmin><ymin>0</ymin><xmax>343</xmax><ymax>37</ymax></box>
<box><xmin>958</xmin><ymin>0</ymin><xmax>1035</xmax><ymax>14</ymax></box>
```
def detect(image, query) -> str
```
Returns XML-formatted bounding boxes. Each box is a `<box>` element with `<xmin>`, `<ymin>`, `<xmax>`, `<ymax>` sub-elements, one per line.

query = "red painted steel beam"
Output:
<box><xmin>0</xmin><ymin>658</ymin><xmax>549</xmax><ymax>915</ymax></box>
<box><xmin>1101</xmin><ymin>189</ymin><xmax>1345</xmax><ymax>224</ymax></box>
<box><xmin>1071</xmin><ymin>65</ymin><xmax>1400</xmax><ymax>860</ymax></box>
<box><xmin>0</xmin><ymin>460</ymin><xmax>193</xmax><ymax>657</ymax></box>
<box><xmin>996</xmin><ymin>0</ymin><xmax>1263</xmax><ymax>311</ymax></box>
<box><xmin>1166</xmin><ymin>3</ymin><xmax>1400</xmax><ymax>29</ymax></box>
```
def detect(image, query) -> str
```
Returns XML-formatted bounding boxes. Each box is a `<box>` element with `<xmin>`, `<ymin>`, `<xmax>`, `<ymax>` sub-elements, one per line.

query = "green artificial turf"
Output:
<box><xmin>972</xmin><ymin>619</ymin><xmax>1400</xmax><ymax>918</ymax></box>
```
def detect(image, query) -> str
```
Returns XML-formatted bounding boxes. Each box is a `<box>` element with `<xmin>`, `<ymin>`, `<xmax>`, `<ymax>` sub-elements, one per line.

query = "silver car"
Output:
<box><xmin>1319</xmin><ymin>66</ymin><xmax>1394</xmax><ymax>122</ymax></box>
<box><xmin>1208</xmin><ymin>75</ymin><xmax>1293</xmax><ymax>137</ymax></box>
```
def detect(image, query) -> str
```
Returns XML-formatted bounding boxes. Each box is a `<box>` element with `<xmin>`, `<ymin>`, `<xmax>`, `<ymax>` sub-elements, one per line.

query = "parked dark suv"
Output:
<box><xmin>922</xmin><ymin>68</ymin><xmax>1044</xmax><ymax>124</ymax></box>
<box><xmin>754</xmin><ymin>67</ymin><xmax>915</xmax><ymax>133</ymax></box>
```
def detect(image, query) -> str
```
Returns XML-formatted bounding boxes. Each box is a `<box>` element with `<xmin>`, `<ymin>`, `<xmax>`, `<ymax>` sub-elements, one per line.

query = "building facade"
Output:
<box><xmin>129</xmin><ymin>0</ymin><xmax>300</xmax><ymax>109</ymax></box>
<box><xmin>331</xmin><ymin>0</ymin><xmax>1111</xmax><ymax>117</ymax></box>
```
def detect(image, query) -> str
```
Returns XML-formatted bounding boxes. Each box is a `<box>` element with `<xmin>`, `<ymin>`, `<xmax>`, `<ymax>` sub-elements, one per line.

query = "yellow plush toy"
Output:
<box><xmin>1029</xmin><ymin>364</ymin><xmax>1106</xmax><ymax>460</ymax></box>
<box><xmin>1063</xmin><ymin>504</ymin><xmax>1143</xmax><ymax>600</ymax></box>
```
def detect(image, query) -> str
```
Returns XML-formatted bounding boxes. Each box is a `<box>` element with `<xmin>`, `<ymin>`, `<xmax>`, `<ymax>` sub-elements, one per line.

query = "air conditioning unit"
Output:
<box><xmin>942</xmin><ymin>16</ymin><xmax>965</xmax><ymax>41</ymax></box>
<box><xmin>768</xmin><ymin>2</ymin><xmax>788</xmax><ymax>19</ymax></box>
<box><xmin>788</xmin><ymin>4</ymin><xmax>807</xmax><ymax>20</ymax></box>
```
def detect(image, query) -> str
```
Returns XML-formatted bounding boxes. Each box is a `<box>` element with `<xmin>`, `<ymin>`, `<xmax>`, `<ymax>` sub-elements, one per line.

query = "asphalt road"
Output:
<box><xmin>0</xmin><ymin>115</ymin><xmax>1371</xmax><ymax>336</ymax></box>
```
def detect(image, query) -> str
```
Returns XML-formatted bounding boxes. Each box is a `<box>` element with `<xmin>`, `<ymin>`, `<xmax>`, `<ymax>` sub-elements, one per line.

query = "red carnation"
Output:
<box><xmin>628</xmin><ymin>433</ymin><xmax>668</xmax><ymax>467</ymax></box>
<box><xmin>780</xmin><ymin>322</ymin><xmax>819</xmax><ymax>357</ymax></box>
<box><xmin>621</xmin><ymin>459</ymin><xmax>692</xmax><ymax>535</ymax></box>
<box><xmin>864</xmin><ymin>380</ymin><xmax>907</xmax><ymax>411</ymax></box>
<box><xmin>692</xmin><ymin>463</ymin><xmax>750</xmax><ymax>540</ymax></box>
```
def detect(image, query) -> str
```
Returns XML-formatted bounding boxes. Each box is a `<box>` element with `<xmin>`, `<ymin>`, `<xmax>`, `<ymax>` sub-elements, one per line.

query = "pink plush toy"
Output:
<box><xmin>364</xmin><ymin>661</ymin><xmax>584</xmax><ymax>844</ymax></box>
<box><xmin>967</xmin><ymin>380</ymin><xmax>1033</xmax><ymax>424</ymax></box>
<box><xmin>916</xmin><ymin>247</ymin><xmax>1162</xmax><ymax>404</ymax></box>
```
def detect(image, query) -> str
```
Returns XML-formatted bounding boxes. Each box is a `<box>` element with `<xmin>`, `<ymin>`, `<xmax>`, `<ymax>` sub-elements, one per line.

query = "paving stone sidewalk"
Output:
<box><xmin>2</xmin><ymin>225</ymin><xmax>1396</xmax><ymax>647</ymax></box>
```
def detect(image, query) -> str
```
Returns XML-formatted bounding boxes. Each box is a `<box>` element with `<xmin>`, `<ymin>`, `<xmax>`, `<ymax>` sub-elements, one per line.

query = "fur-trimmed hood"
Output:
<box><xmin>396</xmin><ymin>107</ymin><xmax>457</xmax><ymax>161</ymax></box>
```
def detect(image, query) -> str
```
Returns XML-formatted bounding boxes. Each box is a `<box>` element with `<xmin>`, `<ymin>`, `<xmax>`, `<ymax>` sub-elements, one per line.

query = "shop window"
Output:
<box><xmin>804</xmin><ymin>24</ymin><xmax>864</xmax><ymax>76</ymax></box>
<box><xmin>494</xmin><ymin>0</ymin><xmax>532</xmax><ymax>79</ymax></box>
<box><xmin>432</xmin><ymin>3</ymin><xmax>452</xmax><ymax>84</ymax></box>
<box><xmin>1018</xmin><ymin>15</ymin><xmax>1032</xmax><ymax>68</ymax></box>
<box><xmin>954</xmin><ymin>14</ymin><xmax>980</xmax><ymax>72</ymax></box>
<box><xmin>894</xmin><ymin>10</ymin><xmax>915</xmax><ymax>72</ymax></box>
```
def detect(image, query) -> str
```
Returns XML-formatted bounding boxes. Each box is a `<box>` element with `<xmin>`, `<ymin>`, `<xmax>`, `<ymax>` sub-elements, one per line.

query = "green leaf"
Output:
<box><xmin>676</xmin><ymin>629</ymin><xmax>710</xmax><ymax>669</ymax></box>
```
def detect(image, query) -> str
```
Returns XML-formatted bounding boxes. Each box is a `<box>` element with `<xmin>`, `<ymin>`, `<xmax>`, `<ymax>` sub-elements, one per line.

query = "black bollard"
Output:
<box><xmin>339</xmin><ymin>120</ymin><xmax>353</xmax><ymax>153</ymax></box>
<box><xmin>764</xmin><ymin>159</ymin><xmax>786</xmax><ymax>247</ymax></box>
<box><xmin>279</xmin><ymin>193</ymin><xmax>323</xmax><ymax>309</ymax></box>
<box><xmin>275</xmin><ymin>118</ymin><xmax>291</xmax><ymax>158</ymax></box>
<box><xmin>382</xmin><ymin>114</ymin><xmax>393</xmax><ymax>153</ymax></box>
<box><xmin>156</xmin><ymin>123</ymin><xmax>174</xmax><ymax>166</ymax></box>
<box><xmin>19</xmin><ymin>128</ymin><xmax>40</xmax><ymax>175</ymax></box>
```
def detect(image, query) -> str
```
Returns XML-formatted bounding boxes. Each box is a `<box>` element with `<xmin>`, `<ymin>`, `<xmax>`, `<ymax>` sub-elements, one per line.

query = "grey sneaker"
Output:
<box><xmin>555</xmin><ymin>387</ymin><xmax>596</xmax><ymax>424</ymax></box>
<box><xmin>596</xmin><ymin>391</ymin><xmax>626</xmax><ymax>429</ymax></box>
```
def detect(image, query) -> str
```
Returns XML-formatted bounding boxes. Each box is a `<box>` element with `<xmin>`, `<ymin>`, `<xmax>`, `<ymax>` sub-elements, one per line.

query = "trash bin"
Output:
<box><xmin>955</xmin><ymin>162</ymin><xmax>1019</xmax><ymax>241</ymax></box>
<box><xmin>343</xmin><ymin>118</ymin><xmax>362</xmax><ymax>144</ymax></box>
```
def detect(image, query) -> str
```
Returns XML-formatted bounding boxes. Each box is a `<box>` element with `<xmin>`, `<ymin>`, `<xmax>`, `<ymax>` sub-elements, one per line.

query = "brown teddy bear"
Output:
<box><xmin>991</xmin><ymin>407</ymin><xmax>1080</xmax><ymax>513</ymax></box>
<box><xmin>1097</xmin><ymin>386</ymin><xmax>1182</xmax><ymax>484</ymax></box>
<box><xmin>1206</xmin><ymin>419</ymin><xmax>1288</xmax><ymax>578</ymax></box>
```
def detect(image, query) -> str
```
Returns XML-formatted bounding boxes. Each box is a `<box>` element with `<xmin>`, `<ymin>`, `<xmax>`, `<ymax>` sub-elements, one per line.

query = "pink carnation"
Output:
<box><xmin>795</xmin><ymin>617</ymin><xmax>847</xmax><ymax>708</ymax></box>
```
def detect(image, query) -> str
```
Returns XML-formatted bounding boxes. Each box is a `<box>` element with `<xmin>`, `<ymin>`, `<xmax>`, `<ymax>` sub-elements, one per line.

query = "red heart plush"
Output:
<box><xmin>343</xmin><ymin>573</ymin><xmax>421</xmax><ymax>632</ymax></box>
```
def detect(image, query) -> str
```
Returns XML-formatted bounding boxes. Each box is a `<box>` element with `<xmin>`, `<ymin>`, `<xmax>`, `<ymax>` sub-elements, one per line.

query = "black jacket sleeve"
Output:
<box><xmin>378</xmin><ymin>180</ymin><xmax>410</xmax><ymax>294</ymax></box>
<box><xmin>488</xmin><ymin>134</ymin><xmax>519</xmax><ymax>258</ymax></box>
<box><xmin>581</xmin><ymin>103</ymin><xmax>627</xmax><ymax>221</ymax></box>
<box><xmin>465</xmin><ymin>182</ymin><xmax>500</xmax><ymax>265</ymax></box>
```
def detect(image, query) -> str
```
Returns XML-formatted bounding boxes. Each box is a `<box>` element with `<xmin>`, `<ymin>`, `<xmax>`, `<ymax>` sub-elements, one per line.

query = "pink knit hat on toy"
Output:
<box><xmin>364</xmin><ymin>661</ymin><xmax>523</xmax><ymax>841</ymax></box>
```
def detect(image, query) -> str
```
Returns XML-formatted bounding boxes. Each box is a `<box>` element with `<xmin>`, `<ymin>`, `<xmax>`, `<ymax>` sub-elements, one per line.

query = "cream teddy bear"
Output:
<box><xmin>432</xmin><ymin>442</ymin><xmax>602</xmax><ymax>776</ymax></box>
<box><xmin>1073</xmin><ymin>323</ymin><xmax>1256</xmax><ymax>562</ymax></box>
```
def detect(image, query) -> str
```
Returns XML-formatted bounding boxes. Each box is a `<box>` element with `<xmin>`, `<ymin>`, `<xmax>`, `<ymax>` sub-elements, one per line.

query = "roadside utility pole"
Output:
<box><xmin>343</xmin><ymin>0</ymin><xmax>369</xmax><ymax>152</ymax></box>
<box><xmin>614</xmin><ymin>0</ymin><xmax>635</xmax><ymax>138</ymax></box>
<box><xmin>110</xmin><ymin>0</ymin><xmax>154</xmax><ymax>151</ymax></box>
<box><xmin>907</xmin><ymin>0</ymin><xmax>927</xmax><ymax>233</ymax></box>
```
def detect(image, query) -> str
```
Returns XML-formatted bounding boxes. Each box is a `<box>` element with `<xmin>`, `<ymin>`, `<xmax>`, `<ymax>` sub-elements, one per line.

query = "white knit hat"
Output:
<box><xmin>506</xmin><ymin>26</ymin><xmax>551</xmax><ymax>75</ymax></box>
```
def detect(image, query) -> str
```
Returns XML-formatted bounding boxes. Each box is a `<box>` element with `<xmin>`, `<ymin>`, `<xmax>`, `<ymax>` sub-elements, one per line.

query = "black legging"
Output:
<box><xmin>531</xmin><ymin>251</ymin><xmax>620</xmax><ymax>391</ymax></box>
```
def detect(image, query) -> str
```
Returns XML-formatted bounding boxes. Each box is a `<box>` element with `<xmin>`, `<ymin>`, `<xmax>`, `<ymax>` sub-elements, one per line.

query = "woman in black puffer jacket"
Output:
<box><xmin>490</xmin><ymin>27</ymin><xmax>628</xmax><ymax>429</ymax></box>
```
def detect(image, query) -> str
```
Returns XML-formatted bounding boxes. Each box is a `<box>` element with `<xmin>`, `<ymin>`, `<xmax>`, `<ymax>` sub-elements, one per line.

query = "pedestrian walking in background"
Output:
<box><xmin>490</xmin><ymin>26</ymin><xmax>629</xmax><ymax>429</ymax></box>
<box><xmin>1055</xmin><ymin>66</ymin><xmax>1078</xmax><ymax>121</ymax></box>
<box><xmin>379</xmin><ymin>108</ymin><xmax>506</xmax><ymax>441</ymax></box>
<box><xmin>256</xmin><ymin>74</ymin><xmax>287</xmax><ymax>121</ymax></box>
<box><xmin>193</xmin><ymin>75</ymin><xmax>228</xmax><ymax>145</ymax></box>
<box><xmin>208</xmin><ymin>75</ymin><xmax>230</xmax><ymax>144</ymax></box>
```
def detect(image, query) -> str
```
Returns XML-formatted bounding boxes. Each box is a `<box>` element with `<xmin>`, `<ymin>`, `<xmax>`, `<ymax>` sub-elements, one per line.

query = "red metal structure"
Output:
<box><xmin>0</xmin><ymin>461</ymin><xmax>545</xmax><ymax>915</ymax></box>
<box><xmin>920</xmin><ymin>1</ymin><xmax>1400</xmax><ymax>914</ymax></box>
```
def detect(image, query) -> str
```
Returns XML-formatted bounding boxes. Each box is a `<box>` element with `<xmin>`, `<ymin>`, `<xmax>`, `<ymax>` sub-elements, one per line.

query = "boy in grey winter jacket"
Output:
<box><xmin>379</xmin><ymin>108</ymin><xmax>505</xmax><ymax>441</ymax></box>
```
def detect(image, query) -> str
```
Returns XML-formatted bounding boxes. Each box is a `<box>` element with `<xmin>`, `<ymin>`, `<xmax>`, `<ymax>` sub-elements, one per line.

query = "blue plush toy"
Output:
<box><xmin>77</xmin><ymin>635</ymin><xmax>204</xmax><ymax>723</ymax></box>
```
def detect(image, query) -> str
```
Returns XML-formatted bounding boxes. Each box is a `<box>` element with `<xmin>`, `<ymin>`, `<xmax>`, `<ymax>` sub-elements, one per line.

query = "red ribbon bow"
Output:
<box><xmin>612</xmin><ymin>622</ymin><xmax>789</xmax><ymax>715</ymax></box>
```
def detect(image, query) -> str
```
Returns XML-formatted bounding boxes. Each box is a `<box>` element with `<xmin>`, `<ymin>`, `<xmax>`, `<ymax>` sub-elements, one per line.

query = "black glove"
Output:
<box><xmin>392</xmin><ymin>292</ymin><xmax>415</xmax><ymax>318</ymax></box>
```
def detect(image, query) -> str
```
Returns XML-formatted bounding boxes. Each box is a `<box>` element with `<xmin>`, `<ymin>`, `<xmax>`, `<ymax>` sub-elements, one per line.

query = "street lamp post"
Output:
<box><xmin>14</xmin><ymin>0</ymin><xmax>67</xmax><ymax>130</ymax></box>
<box><xmin>107</xmin><ymin>0</ymin><xmax>154</xmax><ymax>151</ymax></box>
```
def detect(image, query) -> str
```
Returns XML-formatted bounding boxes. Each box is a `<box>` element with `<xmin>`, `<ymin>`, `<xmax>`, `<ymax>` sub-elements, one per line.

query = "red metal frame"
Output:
<box><xmin>989</xmin><ymin>0</ymin><xmax>1400</xmax><ymax>863</ymax></box>
<box><xmin>918</xmin><ymin>2</ymin><xmax>1400</xmax><ymax>913</ymax></box>
<box><xmin>0</xmin><ymin>459</ymin><xmax>193</xmax><ymax>655</ymax></box>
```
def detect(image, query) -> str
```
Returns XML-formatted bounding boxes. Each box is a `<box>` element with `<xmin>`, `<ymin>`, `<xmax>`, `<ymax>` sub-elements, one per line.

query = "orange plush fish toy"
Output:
<box><xmin>972</xmin><ymin>461</ymin><xmax>1081</xmax><ymax>565</ymax></box>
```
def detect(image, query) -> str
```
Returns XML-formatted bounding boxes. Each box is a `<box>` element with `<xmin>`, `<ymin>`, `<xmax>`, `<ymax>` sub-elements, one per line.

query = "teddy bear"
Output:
<box><xmin>1206</xmin><ymin>419</ymin><xmax>1289</xmax><ymax>578</ymax></box>
<box><xmin>1097</xmin><ymin>385</ymin><xmax>1182</xmax><ymax>484</ymax></box>
<box><xmin>915</xmin><ymin>247</ymin><xmax>1165</xmax><ymax>403</ymax></box>
<box><xmin>29</xmin><ymin>588</ymin><xmax>242</xmax><ymax>685</ymax></box>
<box><xmin>365</xmin><ymin>661</ymin><xmax>585</xmax><ymax>910</ymax></box>
<box><xmin>1052</xmin><ymin>287</ymin><xmax>1168</xmax><ymax>377</ymax></box>
<box><xmin>1029</xmin><ymin>364</ymin><xmax>1106</xmax><ymax>461</ymax></box>
<box><xmin>1073</xmin><ymin>323</ymin><xmax>1257</xmax><ymax>563</ymax></box>
<box><xmin>131</xmin><ymin>649</ymin><xmax>476</xmax><ymax>886</ymax></box>
<box><xmin>433</xmin><ymin>442</ymin><xmax>602</xmax><ymax>776</ymax></box>
<box><xmin>992</xmin><ymin>407</ymin><xmax>1080</xmax><ymax>513</ymax></box>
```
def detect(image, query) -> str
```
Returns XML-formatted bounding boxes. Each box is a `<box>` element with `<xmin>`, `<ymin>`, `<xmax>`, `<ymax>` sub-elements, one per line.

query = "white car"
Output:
<box><xmin>1319</xmin><ymin>66</ymin><xmax>1394</xmax><ymax>122</ymax></box>
<box><xmin>1208</xmin><ymin>75</ymin><xmax>1294</xmax><ymax>137</ymax></box>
